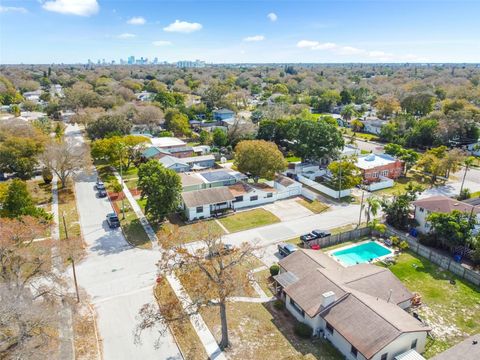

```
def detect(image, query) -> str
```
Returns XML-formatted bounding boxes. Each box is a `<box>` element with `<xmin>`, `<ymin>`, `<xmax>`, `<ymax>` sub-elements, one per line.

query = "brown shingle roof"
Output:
<box><xmin>320</xmin><ymin>290</ymin><xmax>429</xmax><ymax>359</ymax></box>
<box><xmin>181</xmin><ymin>187</ymin><xmax>235</xmax><ymax>208</ymax></box>
<box><xmin>413</xmin><ymin>195</ymin><xmax>480</xmax><ymax>214</ymax></box>
<box><xmin>179</xmin><ymin>173</ymin><xmax>205</xmax><ymax>187</ymax></box>
<box><xmin>275</xmin><ymin>175</ymin><xmax>296</xmax><ymax>187</ymax></box>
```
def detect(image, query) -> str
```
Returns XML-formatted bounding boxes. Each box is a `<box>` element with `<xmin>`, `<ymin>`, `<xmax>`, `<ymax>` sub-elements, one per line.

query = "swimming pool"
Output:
<box><xmin>331</xmin><ymin>241</ymin><xmax>392</xmax><ymax>266</ymax></box>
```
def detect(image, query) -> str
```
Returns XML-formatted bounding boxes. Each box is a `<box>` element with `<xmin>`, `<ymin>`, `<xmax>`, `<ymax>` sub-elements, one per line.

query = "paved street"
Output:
<box><xmin>67</xmin><ymin>125</ymin><xmax>182</xmax><ymax>360</ymax></box>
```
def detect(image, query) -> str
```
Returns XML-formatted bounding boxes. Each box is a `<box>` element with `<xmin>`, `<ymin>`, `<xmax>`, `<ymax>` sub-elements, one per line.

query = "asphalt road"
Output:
<box><xmin>68</xmin><ymin>125</ymin><xmax>182</xmax><ymax>360</ymax></box>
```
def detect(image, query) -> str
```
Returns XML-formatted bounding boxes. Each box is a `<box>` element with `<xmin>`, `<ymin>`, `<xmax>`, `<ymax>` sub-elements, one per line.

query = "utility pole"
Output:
<box><xmin>358</xmin><ymin>190</ymin><xmax>365</xmax><ymax>227</ymax></box>
<box><xmin>63</xmin><ymin>212</ymin><xmax>80</xmax><ymax>303</ymax></box>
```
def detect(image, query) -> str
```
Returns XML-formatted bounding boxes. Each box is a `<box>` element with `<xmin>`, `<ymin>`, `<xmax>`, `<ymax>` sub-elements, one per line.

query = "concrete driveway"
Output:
<box><xmin>262</xmin><ymin>198</ymin><xmax>314</xmax><ymax>221</ymax></box>
<box><xmin>68</xmin><ymin>126</ymin><xmax>181</xmax><ymax>360</ymax></box>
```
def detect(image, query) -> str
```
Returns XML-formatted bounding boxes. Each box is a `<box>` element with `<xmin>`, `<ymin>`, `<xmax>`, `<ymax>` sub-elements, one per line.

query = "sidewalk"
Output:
<box><xmin>113</xmin><ymin>171</ymin><xmax>227</xmax><ymax>360</ymax></box>
<box><xmin>51</xmin><ymin>176</ymin><xmax>75</xmax><ymax>360</ymax></box>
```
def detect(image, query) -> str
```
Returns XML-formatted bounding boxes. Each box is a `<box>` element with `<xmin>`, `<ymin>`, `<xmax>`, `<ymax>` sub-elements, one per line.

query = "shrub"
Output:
<box><xmin>269</xmin><ymin>264</ymin><xmax>280</xmax><ymax>276</ymax></box>
<box><xmin>390</xmin><ymin>236</ymin><xmax>400</xmax><ymax>246</ymax></box>
<box><xmin>42</xmin><ymin>168</ymin><xmax>53</xmax><ymax>184</ymax></box>
<box><xmin>273</xmin><ymin>300</ymin><xmax>285</xmax><ymax>311</ymax></box>
<box><xmin>159</xmin><ymin>130</ymin><xmax>174</xmax><ymax>137</ymax></box>
<box><xmin>418</xmin><ymin>233</ymin><xmax>438</xmax><ymax>247</ymax></box>
<box><xmin>399</xmin><ymin>240</ymin><xmax>409</xmax><ymax>251</ymax></box>
<box><xmin>111</xmin><ymin>179</ymin><xmax>123</xmax><ymax>193</ymax></box>
<box><xmin>294</xmin><ymin>322</ymin><xmax>313</xmax><ymax>339</ymax></box>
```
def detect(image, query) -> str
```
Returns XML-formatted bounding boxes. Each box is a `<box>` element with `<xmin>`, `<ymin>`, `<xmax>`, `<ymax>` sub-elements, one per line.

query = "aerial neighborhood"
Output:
<box><xmin>1</xmin><ymin>2</ymin><xmax>480</xmax><ymax>360</ymax></box>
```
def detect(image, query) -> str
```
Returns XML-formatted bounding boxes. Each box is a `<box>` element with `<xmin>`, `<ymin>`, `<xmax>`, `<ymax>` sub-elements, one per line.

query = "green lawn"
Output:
<box><xmin>296</xmin><ymin>198</ymin><xmax>329</xmax><ymax>213</ymax></box>
<box><xmin>285</xmin><ymin>155</ymin><xmax>301</xmax><ymax>163</ymax></box>
<box><xmin>343</xmin><ymin>128</ymin><xmax>380</xmax><ymax>142</ymax></box>
<box><xmin>219</xmin><ymin>208</ymin><xmax>281</xmax><ymax>233</ymax></box>
<box><xmin>384</xmin><ymin>252</ymin><xmax>480</xmax><ymax>358</ymax></box>
<box><xmin>114</xmin><ymin>200</ymin><xmax>152</xmax><ymax>249</ymax></box>
<box><xmin>159</xmin><ymin>214</ymin><xmax>226</xmax><ymax>244</ymax></box>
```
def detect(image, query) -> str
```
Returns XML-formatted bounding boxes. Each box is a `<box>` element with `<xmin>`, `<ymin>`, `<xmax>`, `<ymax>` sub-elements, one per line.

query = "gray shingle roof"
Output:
<box><xmin>181</xmin><ymin>187</ymin><xmax>235</xmax><ymax>208</ymax></box>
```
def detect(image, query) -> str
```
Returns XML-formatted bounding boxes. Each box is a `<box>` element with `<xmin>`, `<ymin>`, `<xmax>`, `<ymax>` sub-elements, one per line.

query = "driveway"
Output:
<box><xmin>262</xmin><ymin>197</ymin><xmax>314</xmax><ymax>221</ymax></box>
<box><xmin>68</xmin><ymin>126</ymin><xmax>181</xmax><ymax>360</ymax></box>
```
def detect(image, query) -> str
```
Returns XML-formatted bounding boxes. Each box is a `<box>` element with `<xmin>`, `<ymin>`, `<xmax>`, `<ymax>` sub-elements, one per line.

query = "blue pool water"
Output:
<box><xmin>332</xmin><ymin>241</ymin><xmax>392</xmax><ymax>266</ymax></box>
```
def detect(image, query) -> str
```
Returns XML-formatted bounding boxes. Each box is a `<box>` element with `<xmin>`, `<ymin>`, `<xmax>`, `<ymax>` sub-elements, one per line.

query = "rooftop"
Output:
<box><xmin>431</xmin><ymin>333</ymin><xmax>480</xmax><ymax>360</ymax></box>
<box><xmin>181</xmin><ymin>187</ymin><xmax>235</xmax><ymax>208</ymax></box>
<box><xmin>413</xmin><ymin>195</ymin><xmax>480</xmax><ymax>214</ymax></box>
<box><xmin>355</xmin><ymin>153</ymin><xmax>400</xmax><ymax>170</ymax></box>
<box><xmin>150</xmin><ymin>137</ymin><xmax>186</xmax><ymax>148</ymax></box>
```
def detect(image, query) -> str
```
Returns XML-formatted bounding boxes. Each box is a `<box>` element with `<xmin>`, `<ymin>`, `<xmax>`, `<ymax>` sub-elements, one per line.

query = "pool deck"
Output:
<box><xmin>327</xmin><ymin>239</ymin><xmax>393</xmax><ymax>267</ymax></box>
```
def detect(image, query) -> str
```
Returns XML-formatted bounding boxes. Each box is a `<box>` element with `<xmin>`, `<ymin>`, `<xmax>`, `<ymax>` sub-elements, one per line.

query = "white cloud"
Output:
<box><xmin>117</xmin><ymin>33</ymin><xmax>136</xmax><ymax>39</ymax></box>
<box><xmin>297</xmin><ymin>40</ymin><xmax>337</xmax><ymax>50</ymax></box>
<box><xmin>127</xmin><ymin>16</ymin><xmax>146</xmax><ymax>25</ymax></box>
<box><xmin>0</xmin><ymin>6</ymin><xmax>27</xmax><ymax>13</ymax></box>
<box><xmin>267</xmin><ymin>12</ymin><xmax>277</xmax><ymax>22</ymax></box>
<box><xmin>153</xmin><ymin>40</ymin><xmax>172</xmax><ymax>46</ymax></box>
<box><xmin>163</xmin><ymin>20</ymin><xmax>202</xmax><ymax>33</ymax></box>
<box><xmin>338</xmin><ymin>46</ymin><xmax>363</xmax><ymax>55</ymax></box>
<box><xmin>42</xmin><ymin>0</ymin><xmax>99</xmax><ymax>16</ymax></box>
<box><xmin>243</xmin><ymin>35</ymin><xmax>265</xmax><ymax>42</ymax></box>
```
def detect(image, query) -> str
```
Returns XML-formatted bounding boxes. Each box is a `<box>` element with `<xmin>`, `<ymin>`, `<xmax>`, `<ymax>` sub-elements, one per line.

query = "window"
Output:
<box><xmin>250</xmin><ymin>195</ymin><xmax>258</xmax><ymax>201</ymax></box>
<box><xmin>350</xmin><ymin>345</ymin><xmax>358</xmax><ymax>358</ymax></box>
<box><xmin>234</xmin><ymin>196</ymin><xmax>243</xmax><ymax>202</ymax></box>
<box><xmin>381</xmin><ymin>170</ymin><xmax>389</xmax><ymax>177</ymax></box>
<box><xmin>372</xmin><ymin>172</ymin><xmax>379</xmax><ymax>178</ymax></box>
<box><xmin>266</xmin><ymin>193</ymin><xmax>273</xmax><ymax>198</ymax></box>
<box><xmin>419</xmin><ymin>207</ymin><xmax>424</xmax><ymax>213</ymax></box>
<box><xmin>289</xmin><ymin>298</ymin><xmax>304</xmax><ymax>317</ymax></box>
<box><xmin>411</xmin><ymin>339</ymin><xmax>417</xmax><ymax>349</ymax></box>
<box><xmin>326</xmin><ymin>322</ymin><xmax>334</xmax><ymax>334</ymax></box>
<box><xmin>381</xmin><ymin>353</ymin><xmax>388</xmax><ymax>360</ymax></box>
<box><xmin>196</xmin><ymin>206</ymin><xmax>203</xmax><ymax>213</ymax></box>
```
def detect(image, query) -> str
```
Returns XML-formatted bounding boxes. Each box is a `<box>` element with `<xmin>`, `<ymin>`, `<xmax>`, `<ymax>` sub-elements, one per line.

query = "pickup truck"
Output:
<box><xmin>300</xmin><ymin>229</ymin><xmax>331</xmax><ymax>242</ymax></box>
<box><xmin>277</xmin><ymin>243</ymin><xmax>298</xmax><ymax>257</ymax></box>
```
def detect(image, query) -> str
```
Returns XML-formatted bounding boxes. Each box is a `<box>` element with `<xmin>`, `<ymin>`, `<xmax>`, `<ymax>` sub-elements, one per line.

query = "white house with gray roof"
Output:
<box><xmin>274</xmin><ymin>250</ymin><xmax>430</xmax><ymax>360</ymax></box>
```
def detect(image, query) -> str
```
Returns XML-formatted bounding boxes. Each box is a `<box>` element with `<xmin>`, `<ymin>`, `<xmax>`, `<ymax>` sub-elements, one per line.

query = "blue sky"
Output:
<box><xmin>1</xmin><ymin>0</ymin><xmax>479</xmax><ymax>64</ymax></box>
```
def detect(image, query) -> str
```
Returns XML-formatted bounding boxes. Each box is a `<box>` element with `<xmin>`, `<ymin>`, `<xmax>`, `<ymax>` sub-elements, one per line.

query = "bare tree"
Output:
<box><xmin>135</xmin><ymin>105</ymin><xmax>165</xmax><ymax>134</ymax></box>
<box><xmin>136</xmin><ymin>223</ymin><xmax>258</xmax><ymax>350</ymax></box>
<box><xmin>40</xmin><ymin>140</ymin><xmax>89</xmax><ymax>188</ymax></box>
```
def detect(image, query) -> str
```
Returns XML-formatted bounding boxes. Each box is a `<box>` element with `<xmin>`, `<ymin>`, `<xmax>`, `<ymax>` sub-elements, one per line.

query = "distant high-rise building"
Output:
<box><xmin>176</xmin><ymin>59</ymin><xmax>206</xmax><ymax>68</ymax></box>
<box><xmin>153</xmin><ymin>57</ymin><xmax>158</xmax><ymax>64</ymax></box>
<box><xmin>127</xmin><ymin>55</ymin><xmax>135</xmax><ymax>65</ymax></box>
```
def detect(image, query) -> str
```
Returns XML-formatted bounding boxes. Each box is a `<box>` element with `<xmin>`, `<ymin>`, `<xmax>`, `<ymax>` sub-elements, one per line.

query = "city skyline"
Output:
<box><xmin>1</xmin><ymin>0</ymin><xmax>480</xmax><ymax>64</ymax></box>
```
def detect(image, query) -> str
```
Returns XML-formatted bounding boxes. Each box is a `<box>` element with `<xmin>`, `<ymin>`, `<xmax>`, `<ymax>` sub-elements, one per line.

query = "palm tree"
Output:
<box><xmin>365</xmin><ymin>196</ymin><xmax>381</xmax><ymax>225</ymax></box>
<box><xmin>460</xmin><ymin>156</ymin><xmax>475</xmax><ymax>195</ymax></box>
<box><xmin>341</xmin><ymin>104</ymin><xmax>358</xmax><ymax>121</ymax></box>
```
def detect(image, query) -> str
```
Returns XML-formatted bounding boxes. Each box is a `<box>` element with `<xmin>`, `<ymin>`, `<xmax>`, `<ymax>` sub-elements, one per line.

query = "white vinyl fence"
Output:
<box><xmin>297</xmin><ymin>175</ymin><xmax>351</xmax><ymax>199</ymax></box>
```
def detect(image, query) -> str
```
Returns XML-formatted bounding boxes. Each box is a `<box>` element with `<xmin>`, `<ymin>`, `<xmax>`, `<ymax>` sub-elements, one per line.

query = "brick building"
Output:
<box><xmin>355</xmin><ymin>154</ymin><xmax>404</xmax><ymax>184</ymax></box>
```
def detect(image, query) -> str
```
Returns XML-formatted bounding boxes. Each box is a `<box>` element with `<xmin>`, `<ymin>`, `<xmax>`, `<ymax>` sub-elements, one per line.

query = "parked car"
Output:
<box><xmin>106</xmin><ymin>213</ymin><xmax>120</xmax><ymax>228</ymax></box>
<box><xmin>95</xmin><ymin>180</ymin><xmax>105</xmax><ymax>191</ymax></box>
<box><xmin>312</xmin><ymin>229</ymin><xmax>331</xmax><ymax>238</ymax></box>
<box><xmin>207</xmin><ymin>243</ymin><xmax>234</xmax><ymax>258</ymax></box>
<box><xmin>278</xmin><ymin>243</ymin><xmax>298</xmax><ymax>257</ymax></box>
<box><xmin>97</xmin><ymin>189</ymin><xmax>107</xmax><ymax>198</ymax></box>
<box><xmin>300</xmin><ymin>229</ymin><xmax>331</xmax><ymax>242</ymax></box>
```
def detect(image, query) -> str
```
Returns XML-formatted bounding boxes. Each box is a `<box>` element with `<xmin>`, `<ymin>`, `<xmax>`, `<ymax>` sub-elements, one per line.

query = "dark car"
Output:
<box><xmin>95</xmin><ymin>181</ymin><xmax>106</xmax><ymax>191</ymax></box>
<box><xmin>300</xmin><ymin>232</ymin><xmax>317</xmax><ymax>242</ymax></box>
<box><xmin>312</xmin><ymin>229</ymin><xmax>331</xmax><ymax>238</ymax></box>
<box><xmin>278</xmin><ymin>243</ymin><xmax>298</xmax><ymax>257</ymax></box>
<box><xmin>106</xmin><ymin>213</ymin><xmax>120</xmax><ymax>228</ymax></box>
<box><xmin>97</xmin><ymin>189</ymin><xmax>107</xmax><ymax>198</ymax></box>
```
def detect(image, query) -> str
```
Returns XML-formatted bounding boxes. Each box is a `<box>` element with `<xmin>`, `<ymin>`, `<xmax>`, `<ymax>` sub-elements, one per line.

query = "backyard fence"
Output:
<box><xmin>303</xmin><ymin>224</ymin><xmax>480</xmax><ymax>287</ymax></box>
<box><xmin>305</xmin><ymin>226</ymin><xmax>371</xmax><ymax>249</ymax></box>
<box><xmin>297</xmin><ymin>175</ymin><xmax>351</xmax><ymax>199</ymax></box>
<box><xmin>385</xmin><ymin>227</ymin><xmax>480</xmax><ymax>287</ymax></box>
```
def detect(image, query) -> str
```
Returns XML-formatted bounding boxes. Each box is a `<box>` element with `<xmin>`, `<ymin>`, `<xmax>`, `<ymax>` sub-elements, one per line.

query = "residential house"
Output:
<box><xmin>466</xmin><ymin>139</ymin><xmax>480</xmax><ymax>156</ymax></box>
<box><xmin>412</xmin><ymin>195</ymin><xmax>480</xmax><ymax>234</ymax></box>
<box><xmin>136</xmin><ymin>91</ymin><xmax>154</xmax><ymax>102</ymax></box>
<box><xmin>179</xmin><ymin>169</ymin><xmax>247</xmax><ymax>192</ymax></box>
<box><xmin>192</xmin><ymin>145</ymin><xmax>211</xmax><ymax>155</ymax></box>
<box><xmin>362</xmin><ymin>117</ymin><xmax>386</xmax><ymax>135</ymax></box>
<box><xmin>141</xmin><ymin>138</ymin><xmax>194</xmax><ymax>159</ymax></box>
<box><xmin>273</xmin><ymin>175</ymin><xmax>303</xmax><ymax>199</ymax></box>
<box><xmin>274</xmin><ymin>250</ymin><xmax>430</xmax><ymax>360</ymax></box>
<box><xmin>355</xmin><ymin>154</ymin><xmax>404</xmax><ymax>184</ymax></box>
<box><xmin>181</xmin><ymin>187</ymin><xmax>235</xmax><ymax>220</ymax></box>
<box><xmin>150</xmin><ymin>137</ymin><xmax>187</xmax><ymax>149</ymax></box>
<box><xmin>213</xmin><ymin>108</ymin><xmax>235</xmax><ymax>121</ymax></box>
<box><xmin>159</xmin><ymin>155</ymin><xmax>216</xmax><ymax>173</ymax></box>
<box><xmin>228</xmin><ymin>182</ymin><xmax>277</xmax><ymax>209</ymax></box>
<box><xmin>23</xmin><ymin>90</ymin><xmax>42</xmax><ymax>103</ymax></box>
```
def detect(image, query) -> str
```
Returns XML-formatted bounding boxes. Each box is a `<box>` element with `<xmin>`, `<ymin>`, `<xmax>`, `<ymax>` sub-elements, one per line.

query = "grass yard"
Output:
<box><xmin>285</xmin><ymin>155</ymin><xmax>301</xmax><ymax>163</ymax></box>
<box><xmin>58</xmin><ymin>182</ymin><xmax>81</xmax><ymax>241</ymax></box>
<box><xmin>154</xmin><ymin>281</ymin><xmax>208</xmax><ymax>360</ymax></box>
<box><xmin>113</xmin><ymin>200</ymin><xmax>152</xmax><ymax>249</ymax></box>
<box><xmin>200</xmin><ymin>301</ymin><xmax>342</xmax><ymax>360</ymax></box>
<box><xmin>158</xmin><ymin>214</ymin><xmax>226</xmax><ymax>244</ymax></box>
<box><xmin>27</xmin><ymin>179</ymin><xmax>52</xmax><ymax>210</ymax></box>
<box><xmin>384</xmin><ymin>252</ymin><xmax>480</xmax><ymax>358</ymax></box>
<box><xmin>343</xmin><ymin>128</ymin><xmax>380</xmax><ymax>142</ymax></box>
<box><xmin>219</xmin><ymin>208</ymin><xmax>281</xmax><ymax>233</ymax></box>
<box><xmin>253</xmin><ymin>269</ymin><xmax>274</xmax><ymax>297</ymax></box>
<box><xmin>296</xmin><ymin>198</ymin><xmax>329</xmax><ymax>213</ymax></box>
<box><xmin>373</xmin><ymin>172</ymin><xmax>430</xmax><ymax>196</ymax></box>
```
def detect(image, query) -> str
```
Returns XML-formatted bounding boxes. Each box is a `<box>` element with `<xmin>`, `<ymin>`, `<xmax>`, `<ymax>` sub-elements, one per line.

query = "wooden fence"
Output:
<box><xmin>385</xmin><ymin>227</ymin><xmax>480</xmax><ymax>287</ymax></box>
<box><xmin>305</xmin><ymin>226</ymin><xmax>371</xmax><ymax>248</ymax></box>
<box><xmin>304</xmin><ymin>224</ymin><xmax>480</xmax><ymax>287</ymax></box>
